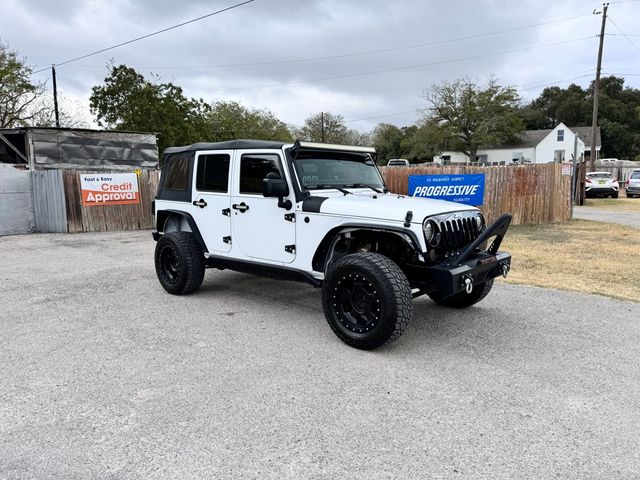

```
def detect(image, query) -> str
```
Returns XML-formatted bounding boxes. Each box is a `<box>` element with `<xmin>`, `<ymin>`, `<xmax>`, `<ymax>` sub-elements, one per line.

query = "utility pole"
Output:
<box><xmin>320</xmin><ymin>111</ymin><xmax>326</xmax><ymax>143</ymax></box>
<box><xmin>590</xmin><ymin>3</ymin><xmax>608</xmax><ymax>172</ymax></box>
<box><xmin>51</xmin><ymin>65</ymin><xmax>60</xmax><ymax>128</ymax></box>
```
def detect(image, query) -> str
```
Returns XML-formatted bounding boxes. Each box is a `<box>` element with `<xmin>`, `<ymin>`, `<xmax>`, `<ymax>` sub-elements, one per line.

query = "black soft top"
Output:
<box><xmin>163</xmin><ymin>139</ymin><xmax>286</xmax><ymax>155</ymax></box>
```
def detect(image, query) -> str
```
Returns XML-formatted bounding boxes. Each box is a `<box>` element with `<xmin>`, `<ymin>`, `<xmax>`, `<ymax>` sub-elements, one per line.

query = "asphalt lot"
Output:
<box><xmin>573</xmin><ymin>205</ymin><xmax>640</xmax><ymax>229</ymax></box>
<box><xmin>1</xmin><ymin>231</ymin><xmax>639</xmax><ymax>479</ymax></box>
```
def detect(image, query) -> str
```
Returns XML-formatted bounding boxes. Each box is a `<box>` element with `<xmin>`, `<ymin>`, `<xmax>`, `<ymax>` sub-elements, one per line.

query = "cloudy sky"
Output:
<box><xmin>2</xmin><ymin>0</ymin><xmax>640</xmax><ymax>132</ymax></box>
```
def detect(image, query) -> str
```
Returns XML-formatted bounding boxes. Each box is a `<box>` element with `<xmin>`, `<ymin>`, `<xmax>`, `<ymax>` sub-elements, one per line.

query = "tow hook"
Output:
<box><xmin>462</xmin><ymin>275</ymin><xmax>474</xmax><ymax>294</ymax></box>
<box><xmin>501</xmin><ymin>263</ymin><xmax>510</xmax><ymax>278</ymax></box>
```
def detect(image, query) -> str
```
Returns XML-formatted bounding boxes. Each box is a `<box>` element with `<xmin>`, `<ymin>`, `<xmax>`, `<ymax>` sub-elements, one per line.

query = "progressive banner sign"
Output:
<box><xmin>409</xmin><ymin>173</ymin><xmax>485</xmax><ymax>206</ymax></box>
<box><xmin>80</xmin><ymin>173</ymin><xmax>140</xmax><ymax>206</ymax></box>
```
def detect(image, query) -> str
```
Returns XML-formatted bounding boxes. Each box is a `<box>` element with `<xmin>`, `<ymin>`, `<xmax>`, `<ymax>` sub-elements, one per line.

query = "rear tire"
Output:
<box><xmin>322</xmin><ymin>253</ymin><xmax>413</xmax><ymax>350</ymax></box>
<box><xmin>613</xmin><ymin>192</ymin><xmax>619</xmax><ymax>199</ymax></box>
<box><xmin>155</xmin><ymin>232</ymin><xmax>205</xmax><ymax>295</ymax></box>
<box><xmin>428</xmin><ymin>279</ymin><xmax>494</xmax><ymax>309</ymax></box>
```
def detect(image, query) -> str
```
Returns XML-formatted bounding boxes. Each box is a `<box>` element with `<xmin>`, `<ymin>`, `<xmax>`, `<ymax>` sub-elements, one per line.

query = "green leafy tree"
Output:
<box><xmin>90</xmin><ymin>64</ymin><xmax>211</xmax><ymax>152</ymax></box>
<box><xmin>295</xmin><ymin>112</ymin><xmax>350</xmax><ymax>143</ymax></box>
<box><xmin>207</xmin><ymin>101</ymin><xmax>292</xmax><ymax>142</ymax></box>
<box><xmin>400</xmin><ymin>123</ymin><xmax>445</xmax><ymax>163</ymax></box>
<box><xmin>372</xmin><ymin>123</ymin><xmax>404</xmax><ymax>162</ymax></box>
<box><xmin>0</xmin><ymin>42</ymin><xmax>46</xmax><ymax>128</ymax></box>
<box><xmin>423</xmin><ymin>77</ymin><xmax>523</xmax><ymax>162</ymax></box>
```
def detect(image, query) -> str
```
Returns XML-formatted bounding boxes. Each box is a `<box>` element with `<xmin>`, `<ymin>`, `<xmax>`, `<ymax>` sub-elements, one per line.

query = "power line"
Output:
<box><xmin>607</xmin><ymin>16</ymin><xmax>640</xmax><ymax>55</ymax></box>
<box><xmin>45</xmin><ymin>12</ymin><xmax>593</xmax><ymax>72</ymax></box>
<box><xmin>206</xmin><ymin>36</ymin><xmax>595</xmax><ymax>93</ymax></box>
<box><xmin>31</xmin><ymin>0</ymin><xmax>256</xmax><ymax>74</ymax></box>
<box><xmin>344</xmin><ymin>108</ymin><xmax>423</xmax><ymax>123</ymax></box>
<box><xmin>518</xmin><ymin>73</ymin><xmax>596</xmax><ymax>91</ymax></box>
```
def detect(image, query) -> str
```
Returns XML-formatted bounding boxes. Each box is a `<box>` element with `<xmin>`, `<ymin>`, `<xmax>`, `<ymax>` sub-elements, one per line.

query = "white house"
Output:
<box><xmin>433</xmin><ymin>124</ymin><xmax>601</xmax><ymax>165</ymax></box>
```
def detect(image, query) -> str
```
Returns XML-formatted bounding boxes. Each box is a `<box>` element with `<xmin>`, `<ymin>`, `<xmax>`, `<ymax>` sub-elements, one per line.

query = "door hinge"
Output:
<box><xmin>223</xmin><ymin>236</ymin><xmax>232</xmax><ymax>244</ymax></box>
<box><xmin>284</xmin><ymin>213</ymin><xmax>295</xmax><ymax>222</ymax></box>
<box><xmin>284</xmin><ymin>244</ymin><xmax>296</xmax><ymax>254</ymax></box>
<box><xmin>222</xmin><ymin>208</ymin><xmax>230</xmax><ymax>216</ymax></box>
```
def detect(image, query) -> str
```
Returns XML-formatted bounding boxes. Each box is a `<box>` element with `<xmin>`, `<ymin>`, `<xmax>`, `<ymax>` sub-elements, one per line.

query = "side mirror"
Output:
<box><xmin>263</xmin><ymin>176</ymin><xmax>289</xmax><ymax>198</ymax></box>
<box><xmin>263</xmin><ymin>173</ymin><xmax>292</xmax><ymax>210</ymax></box>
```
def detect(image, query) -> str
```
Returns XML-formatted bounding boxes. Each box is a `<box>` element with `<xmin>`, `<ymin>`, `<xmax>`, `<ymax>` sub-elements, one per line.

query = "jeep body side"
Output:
<box><xmin>153</xmin><ymin>140</ymin><xmax>512</xmax><ymax>349</ymax></box>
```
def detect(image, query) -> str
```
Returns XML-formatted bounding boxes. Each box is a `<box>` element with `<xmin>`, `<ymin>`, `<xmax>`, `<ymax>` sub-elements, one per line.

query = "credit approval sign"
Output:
<box><xmin>408</xmin><ymin>173</ymin><xmax>485</xmax><ymax>206</ymax></box>
<box><xmin>80</xmin><ymin>173</ymin><xmax>140</xmax><ymax>206</ymax></box>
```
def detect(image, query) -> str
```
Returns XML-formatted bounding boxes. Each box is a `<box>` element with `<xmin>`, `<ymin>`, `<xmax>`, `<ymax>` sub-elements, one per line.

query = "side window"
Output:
<box><xmin>240</xmin><ymin>154</ymin><xmax>282</xmax><ymax>194</ymax></box>
<box><xmin>164</xmin><ymin>156</ymin><xmax>189</xmax><ymax>191</ymax></box>
<box><xmin>196</xmin><ymin>154</ymin><xmax>230</xmax><ymax>192</ymax></box>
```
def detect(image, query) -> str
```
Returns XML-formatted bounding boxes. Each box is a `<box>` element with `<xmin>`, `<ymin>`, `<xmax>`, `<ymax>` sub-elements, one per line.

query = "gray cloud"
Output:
<box><xmin>2</xmin><ymin>0</ymin><xmax>639</xmax><ymax>131</ymax></box>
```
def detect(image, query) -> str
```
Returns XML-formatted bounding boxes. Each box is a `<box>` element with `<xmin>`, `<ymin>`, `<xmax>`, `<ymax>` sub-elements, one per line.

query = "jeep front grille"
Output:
<box><xmin>427</xmin><ymin>211</ymin><xmax>484</xmax><ymax>255</ymax></box>
<box><xmin>439</xmin><ymin>216</ymin><xmax>481</xmax><ymax>249</ymax></box>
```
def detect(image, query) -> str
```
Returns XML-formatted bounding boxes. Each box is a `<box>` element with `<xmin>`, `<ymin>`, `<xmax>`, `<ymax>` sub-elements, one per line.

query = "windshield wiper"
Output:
<box><xmin>343</xmin><ymin>183</ymin><xmax>383</xmax><ymax>193</ymax></box>
<box><xmin>308</xmin><ymin>184</ymin><xmax>352</xmax><ymax>195</ymax></box>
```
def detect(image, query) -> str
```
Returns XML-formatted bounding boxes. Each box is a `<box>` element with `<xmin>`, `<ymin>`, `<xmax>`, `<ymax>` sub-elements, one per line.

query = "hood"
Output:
<box><xmin>305</xmin><ymin>191</ymin><xmax>478</xmax><ymax>224</ymax></box>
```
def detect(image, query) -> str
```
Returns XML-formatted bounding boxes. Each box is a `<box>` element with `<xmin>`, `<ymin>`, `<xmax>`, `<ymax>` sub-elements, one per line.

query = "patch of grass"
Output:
<box><xmin>583</xmin><ymin>196</ymin><xmax>640</xmax><ymax>212</ymax></box>
<box><xmin>499</xmin><ymin>220</ymin><xmax>640</xmax><ymax>303</ymax></box>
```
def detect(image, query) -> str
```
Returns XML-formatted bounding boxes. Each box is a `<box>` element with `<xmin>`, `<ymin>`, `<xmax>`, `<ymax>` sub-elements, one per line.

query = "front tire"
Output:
<box><xmin>428</xmin><ymin>279</ymin><xmax>494</xmax><ymax>309</ymax></box>
<box><xmin>322</xmin><ymin>253</ymin><xmax>413</xmax><ymax>350</ymax></box>
<box><xmin>613</xmin><ymin>192</ymin><xmax>619</xmax><ymax>198</ymax></box>
<box><xmin>155</xmin><ymin>232</ymin><xmax>205</xmax><ymax>295</ymax></box>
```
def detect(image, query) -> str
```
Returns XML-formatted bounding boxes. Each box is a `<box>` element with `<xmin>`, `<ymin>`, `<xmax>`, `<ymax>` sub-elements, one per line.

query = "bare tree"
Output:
<box><xmin>0</xmin><ymin>41</ymin><xmax>47</xmax><ymax>128</ymax></box>
<box><xmin>423</xmin><ymin>77</ymin><xmax>523</xmax><ymax>162</ymax></box>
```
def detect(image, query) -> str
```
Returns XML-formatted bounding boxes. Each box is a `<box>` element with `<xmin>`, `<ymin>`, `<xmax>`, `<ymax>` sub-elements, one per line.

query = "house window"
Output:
<box><xmin>441</xmin><ymin>155</ymin><xmax>451</xmax><ymax>166</ymax></box>
<box><xmin>512</xmin><ymin>151</ymin><xmax>523</xmax><ymax>163</ymax></box>
<box><xmin>476</xmin><ymin>154</ymin><xmax>488</xmax><ymax>163</ymax></box>
<box><xmin>557</xmin><ymin>129</ymin><xmax>564</xmax><ymax>141</ymax></box>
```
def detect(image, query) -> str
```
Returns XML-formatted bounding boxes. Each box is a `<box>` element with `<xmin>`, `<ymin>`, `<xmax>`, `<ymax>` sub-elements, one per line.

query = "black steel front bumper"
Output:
<box><xmin>423</xmin><ymin>213</ymin><xmax>512</xmax><ymax>298</ymax></box>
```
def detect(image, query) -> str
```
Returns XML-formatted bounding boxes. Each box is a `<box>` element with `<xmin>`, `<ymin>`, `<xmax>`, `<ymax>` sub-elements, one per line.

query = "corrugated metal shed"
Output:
<box><xmin>25</xmin><ymin>128</ymin><xmax>158</xmax><ymax>170</ymax></box>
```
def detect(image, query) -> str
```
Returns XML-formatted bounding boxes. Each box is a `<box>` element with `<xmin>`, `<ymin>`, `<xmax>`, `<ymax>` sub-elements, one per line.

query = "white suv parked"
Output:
<box><xmin>153</xmin><ymin>140</ymin><xmax>512</xmax><ymax>349</ymax></box>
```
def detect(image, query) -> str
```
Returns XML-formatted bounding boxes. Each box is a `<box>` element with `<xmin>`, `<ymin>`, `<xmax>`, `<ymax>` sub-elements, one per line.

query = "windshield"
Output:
<box><xmin>293</xmin><ymin>153</ymin><xmax>384</xmax><ymax>191</ymax></box>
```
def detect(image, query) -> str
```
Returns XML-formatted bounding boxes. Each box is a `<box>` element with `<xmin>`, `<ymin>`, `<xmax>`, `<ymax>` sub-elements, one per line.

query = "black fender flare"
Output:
<box><xmin>311</xmin><ymin>224</ymin><xmax>423</xmax><ymax>273</ymax></box>
<box><xmin>155</xmin><ymin>209</ymin><xmax>208</xmax><ymax>253</ymax></box>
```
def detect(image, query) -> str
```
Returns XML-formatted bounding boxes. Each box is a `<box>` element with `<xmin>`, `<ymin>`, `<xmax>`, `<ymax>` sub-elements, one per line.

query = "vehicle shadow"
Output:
<box><xmin>198</xmin><ymin>269</ymin><xmax>510</xmax><ymax>354</ymax></box>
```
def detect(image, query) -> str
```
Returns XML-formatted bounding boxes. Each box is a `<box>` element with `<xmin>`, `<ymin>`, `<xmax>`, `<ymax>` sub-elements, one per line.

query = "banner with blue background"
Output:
<box><xmin>408</xmin><ymin>173</ymin><xmax>485</xmax><ymax>206</ymax></box>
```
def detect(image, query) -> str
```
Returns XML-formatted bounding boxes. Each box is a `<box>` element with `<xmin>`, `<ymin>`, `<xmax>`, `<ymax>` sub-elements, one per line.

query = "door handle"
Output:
<box><xmin>232</xmin><ymin>202</ymin><xmax>249</xmax><ymax>213</ymax></box>
<box><xmin>192</xmin><ymin>199</ymin><xmax>207</xmax><ymax>208</ymax></box>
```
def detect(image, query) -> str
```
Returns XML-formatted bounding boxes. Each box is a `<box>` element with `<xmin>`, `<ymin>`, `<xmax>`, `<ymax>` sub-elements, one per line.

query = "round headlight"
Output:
<box><xmin>423</xmin><ymin>221</ymin><xmax>434</xmax><ymax>242</ymax></box>
<box><xmin>474</xmin><ymin>214</ymin><xmax>485</xmax><ymax>232</ymax></box>
<box><xmin>423</xmin><ymin>220</ymin><xmax>439</xmax><ymax>246</ymax></box>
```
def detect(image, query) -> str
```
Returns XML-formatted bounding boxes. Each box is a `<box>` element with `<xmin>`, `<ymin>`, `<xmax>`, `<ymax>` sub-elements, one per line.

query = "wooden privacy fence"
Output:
<box><xmin>30</xmin><ymin>168</ymin><xmax>159</xmax><ymax>233</ymax></box>
<box><xmin>380</xmin><ymin>163</ymin><xmax>571</xmax><ymax>225</ymax></box>
<box><xmin>63</xmin><ymin>169</ymin><xmax>159</xmax><ymax>232</ymax></box>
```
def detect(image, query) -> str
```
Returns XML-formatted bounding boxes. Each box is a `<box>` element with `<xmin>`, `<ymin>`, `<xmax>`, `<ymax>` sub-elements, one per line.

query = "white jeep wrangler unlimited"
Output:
<box><xmin>153</xmin><ymin>140</ymin><xmax>512</xmax><ymax>350</ymax></box>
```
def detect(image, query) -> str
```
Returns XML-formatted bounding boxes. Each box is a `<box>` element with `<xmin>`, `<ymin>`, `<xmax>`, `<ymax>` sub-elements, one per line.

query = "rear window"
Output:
<box><xmin>164</xmin><ymin>156</ymin><xmax>189</xmax><ymax>190</ymax></box>
<box><xmin>587</xmin><ymin>173</ymin><xmax>612</xmax><ymax>179</ymax></box>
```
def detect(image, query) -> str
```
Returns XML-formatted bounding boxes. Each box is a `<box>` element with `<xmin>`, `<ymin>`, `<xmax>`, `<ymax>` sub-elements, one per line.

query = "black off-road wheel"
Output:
<box><xmin>428</xmin><ymin>279</ymin><xmax>494</xmax><ymax>309</ymax></box>
<box><xmin>154</xmin><ymin>232</ymin><xmax>205</xmax><ymax>295</ymax></box>
<box><xmin>322</xmin><ymin>252</ymin><xmax>413</xmax><ymax>350</ymax></box>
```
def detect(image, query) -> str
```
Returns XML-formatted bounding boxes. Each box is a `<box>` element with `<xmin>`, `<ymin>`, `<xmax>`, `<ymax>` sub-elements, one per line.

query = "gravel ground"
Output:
<box><xmin>573</xmin><ymin>206</ymin><xmax>640</xmax><ymax>229</ymax></box>
<box><xmin>1</xmin><ymin>231</ymin><xmax>639</xmax><ymax>480</ymax></box>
